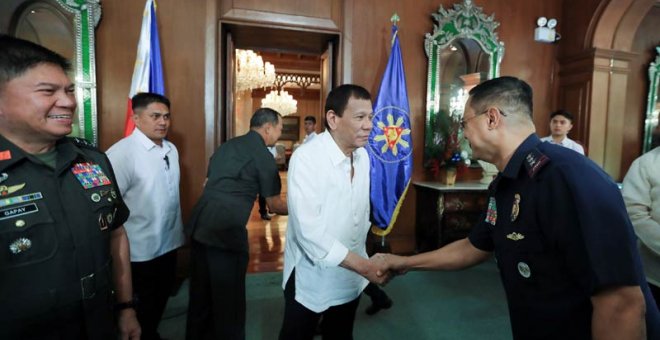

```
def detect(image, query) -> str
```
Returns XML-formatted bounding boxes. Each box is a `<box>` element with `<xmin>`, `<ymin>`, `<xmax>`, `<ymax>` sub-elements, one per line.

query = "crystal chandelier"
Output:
<box><xmin>449</xmin><ymin>88</ymin><xmax>469</xmax><ymax>122</ymax></box>
<box><xmin>235</xmin><ymin>49</ymin><xmax>276</xmax><ymax>92</ymax></box>
<box><xmin>261</xmin><ymin>90</ymin><xmax>297</xmax><ymax>116</ymax></box>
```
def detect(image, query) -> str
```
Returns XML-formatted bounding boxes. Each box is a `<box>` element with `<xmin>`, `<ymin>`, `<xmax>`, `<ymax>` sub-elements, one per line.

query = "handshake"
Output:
<box><xmin>363</xmin><ymin>253</ymin><xmax>409</xmax><ymax>285</ymax></box>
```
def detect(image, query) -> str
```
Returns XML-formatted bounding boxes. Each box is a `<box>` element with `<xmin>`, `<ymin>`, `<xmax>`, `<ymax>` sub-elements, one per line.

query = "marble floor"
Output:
<box><xmin>246</xmin><ymin>171</ymin><xmax>288</xmax><ymax>273</ymax></box>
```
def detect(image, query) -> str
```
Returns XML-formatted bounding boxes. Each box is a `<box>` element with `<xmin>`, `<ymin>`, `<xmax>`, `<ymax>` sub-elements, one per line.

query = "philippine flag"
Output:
<box><xmin>124</xmin><ymin>0</ymin><xmax>165</xmax><ymax>136</ymax></box>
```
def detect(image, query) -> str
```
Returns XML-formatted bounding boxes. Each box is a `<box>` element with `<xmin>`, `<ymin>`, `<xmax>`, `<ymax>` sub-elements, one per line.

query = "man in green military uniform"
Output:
<box><xmin>186</xmin><ymin>107</ymin><xmax>288</xmax><ymax>339</ymax></box>
<box><xmin>0</xmin><ymin>35</ymin><xmax>140</xmax><ymax>339</ymax></box>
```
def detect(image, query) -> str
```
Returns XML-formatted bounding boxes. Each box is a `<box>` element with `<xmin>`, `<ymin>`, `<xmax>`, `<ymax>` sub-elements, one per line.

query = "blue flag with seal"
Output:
<box><xmin>368</xmin><ymin>16</ymin><xmax>413</xmax><ymax>236</ymax></box>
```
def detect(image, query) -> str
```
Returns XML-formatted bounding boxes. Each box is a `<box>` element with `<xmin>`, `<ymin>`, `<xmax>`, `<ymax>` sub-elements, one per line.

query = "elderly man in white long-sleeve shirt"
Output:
<box><xmin>623</xmin><ymin>144</ymin><xmax>660</xmax><ymax>308</ymax></box>
<box><xmin>279</xmin><ymin>84</ymin><xmax>388</xmax><ymax>339</ymax></box>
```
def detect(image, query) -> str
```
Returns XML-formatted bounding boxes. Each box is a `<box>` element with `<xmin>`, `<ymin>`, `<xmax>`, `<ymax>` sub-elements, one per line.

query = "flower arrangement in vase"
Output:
<box><xmin>424</xmin><ymin>88</ymin><xmax>472</xmax><ymax>183</ymax></box>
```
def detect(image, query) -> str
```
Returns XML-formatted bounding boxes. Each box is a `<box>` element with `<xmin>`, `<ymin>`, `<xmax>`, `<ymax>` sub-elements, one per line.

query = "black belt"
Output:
<box><xmin>64</xmin><ymin>260</ymin><xmax>113</xmax><ymax>302</ymax></box>
<box><xmin>0</xmin><ymin>261</ymin><xmax>113</xmax><ymax>322</ymax></box>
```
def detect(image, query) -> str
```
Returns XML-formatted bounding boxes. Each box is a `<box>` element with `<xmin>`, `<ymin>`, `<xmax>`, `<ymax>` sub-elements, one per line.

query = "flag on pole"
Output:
<box><xmin>123</xmin><ymin>0</ymin><xmax>165</xmax><ymax>136</ymax></box>
<box><xmin>367</xmin><ymin>14</ymin><xmax>413</xmax><ymax>237</ymax></box>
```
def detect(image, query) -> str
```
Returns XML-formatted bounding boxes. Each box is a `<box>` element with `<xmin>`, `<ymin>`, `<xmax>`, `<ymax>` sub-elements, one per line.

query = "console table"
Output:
<box><xmin>414</xmin><ymin>181</ymin><xmax>489</xmax><ymax>252</ymax></box>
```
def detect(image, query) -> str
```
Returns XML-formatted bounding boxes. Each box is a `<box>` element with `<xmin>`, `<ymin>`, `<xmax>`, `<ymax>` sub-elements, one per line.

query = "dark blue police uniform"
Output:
<box><xmin>469</xmin><ymin>134</ymin><xmax>660</xmax><ymax>339</ymax></box>
<box><xmin>0</xmin><ymin>136</ymin><xmax>129</xmax><ymax>339</ymax></box>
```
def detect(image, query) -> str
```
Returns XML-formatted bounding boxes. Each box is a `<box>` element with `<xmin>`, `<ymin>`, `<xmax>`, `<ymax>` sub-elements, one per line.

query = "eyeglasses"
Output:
<box><xmin>459</xmin><ymin>108</ymin><xmax>507</xmax><ymax>129</ymax></box>
<box><xmin>459</xmin><ymin>110</ymin><xmax>487</xmax><ymax>129</ymax></box>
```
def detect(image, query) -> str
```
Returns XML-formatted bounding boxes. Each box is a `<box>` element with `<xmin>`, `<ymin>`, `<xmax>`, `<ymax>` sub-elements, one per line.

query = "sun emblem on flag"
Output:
<box><xmin>373</xmin><ymin>112</ymin><xmax>411</xmax><ymax>156</ymax></box>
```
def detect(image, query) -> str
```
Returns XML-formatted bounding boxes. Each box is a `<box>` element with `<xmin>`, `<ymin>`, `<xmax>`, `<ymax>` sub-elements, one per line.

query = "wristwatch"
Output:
<box><xmin>115</xmin><ymin>299</ymin><xmax>137</xmax><ymax>312</ymax></box>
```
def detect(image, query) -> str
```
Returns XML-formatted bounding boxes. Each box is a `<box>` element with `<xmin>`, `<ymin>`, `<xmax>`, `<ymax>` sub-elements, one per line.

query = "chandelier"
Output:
<box><xmin>235</xmin><ymin>49</ymin><xmax>276</xmax><ymax>92</ymax></box>
<box><xmin>261</xmin><ymin>90</ymin><xmax>297</xmax><ymax>116</ymax></box>
<box><xmin>449</xmin><ymin>88</ymin><xmax>469</xmax><ymax>122</ymax></box>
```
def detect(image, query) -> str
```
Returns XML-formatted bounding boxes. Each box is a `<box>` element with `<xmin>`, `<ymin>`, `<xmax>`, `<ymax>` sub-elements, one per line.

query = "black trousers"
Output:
<box><xmin>131</xmin><ymin>250</ymin><xmax>177</xmax><ymax>340</ymax></box>
<box><xmin>363</xmin><ymin>282</ymin><xmax>389</xmax><ymax>303</ymax></box>
<box><xmin>279</xmin><ymin>271</ymin><xmax>361</xmax><ymax>340</ymax></box>
<box><xmin>186</xmin><ymin>241</ymin><xmax>249</xmax><ymax>340</ymax></box>
<box><xmin>649</xmin><ymin>283</ymin><xmax>660</xmax><ymax>310</ymax></box>
<box><xmin>258</xmin><ymin>195</ymin><xmax>268</xmax><ymax>215</ymax></box>
<box><xmin>0</xmin><ymin>291</ymin><xmax>116</xmax><ymax>340</ymax></box>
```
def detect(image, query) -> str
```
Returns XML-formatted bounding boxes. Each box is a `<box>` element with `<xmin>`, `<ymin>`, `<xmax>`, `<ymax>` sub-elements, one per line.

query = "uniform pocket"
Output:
<box><xmin>86</xmin><ymin>186</ymin><xmax>121</xmax><ymax>232</ymax></box>
<box><xmin>0</xmin><ymin>201</ymin><xmax>56</xmax><ymax>270</ymax></box>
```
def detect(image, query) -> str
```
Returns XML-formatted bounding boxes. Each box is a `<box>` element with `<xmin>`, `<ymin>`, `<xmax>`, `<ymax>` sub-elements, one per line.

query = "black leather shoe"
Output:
<box><xmin>365</xmin><ymin>297</ymin><xmax>393</xmax><ymax>315</ymax></box>
<box><xmin>261</xmin><ymin>214</ymin><xmax>271</xmax><ymax>220</ymax></box>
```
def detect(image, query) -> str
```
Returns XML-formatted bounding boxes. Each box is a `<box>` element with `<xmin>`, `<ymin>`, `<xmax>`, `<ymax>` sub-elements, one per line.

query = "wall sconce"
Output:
<box><xmin>535</xmin><ymin>17</ymin><xmax>560</xmax><ymax>43</ymax></box>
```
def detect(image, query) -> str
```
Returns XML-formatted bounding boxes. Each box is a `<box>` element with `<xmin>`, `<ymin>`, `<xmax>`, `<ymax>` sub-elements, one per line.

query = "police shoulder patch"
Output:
<box><xmin>524</xmin><ymin>148</ymin><xmax>550</xmax><ymax>178</ymax></box>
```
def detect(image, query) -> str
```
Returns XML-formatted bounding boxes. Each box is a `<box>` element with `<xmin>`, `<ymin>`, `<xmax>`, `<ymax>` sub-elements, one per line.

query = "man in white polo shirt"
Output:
<box><xmin>302</xmin><ymin>115</ymin><xmax>318</xmax><ymax>144</ymax></box>
<box><xmin>540</xmin><ymin>109</ymin><xmax>585</xmax><ymax>155</ymax></box>
<box><xmin>107</xmin><ymin>92</ymin><xmax>184</xmax><ymax>340</ymax></box>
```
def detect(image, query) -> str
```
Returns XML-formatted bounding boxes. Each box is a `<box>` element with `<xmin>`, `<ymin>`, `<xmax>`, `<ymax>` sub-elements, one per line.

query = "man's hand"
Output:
<box><xmin>118</xmin><ymin>308</ymin><xmax>141</xmax><ymax>340</ymax></box>
<box><xmin>373</xmin><ymin>253</ymin><xmax>409</xmax><ymax>277</ymax></box>
<box><xmin>365</xmin><ymin>255</ymin><xmax>391</xmax><ymax>285</ymax></box>
<box><xmin>340</xmin><ymin>251</ymin><xmax>390</xmax><ymax>285</ymax></box>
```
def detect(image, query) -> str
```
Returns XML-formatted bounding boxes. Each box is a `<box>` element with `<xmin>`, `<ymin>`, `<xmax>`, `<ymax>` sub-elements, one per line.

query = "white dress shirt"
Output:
<box><xmin>106</xmin><ymin>128</ymin><xmax>184</xmax><ymax>262</ymax></box>
<box><xmin>267</xmin><ymin>146</ymin><xmax>277</xmax><ymax>158</ymax></box>
<box><xmin>541</xmin><ymin>135</ymin><xmax>585</xmax><ymax>155</ymax></box>
<box><xmin>302</xmin><ymin>131</ymin><xmax>317</xmax><ymax>144</ymax></box>
<box><xmin>283</xmin><ymin>131</ymin><xmax>370</xmax><ymax>313</ymax></box>
<box><xmin>622</xmin><ymin>147</ymin><xmax>660</xmax><ymax>287</ymax></box>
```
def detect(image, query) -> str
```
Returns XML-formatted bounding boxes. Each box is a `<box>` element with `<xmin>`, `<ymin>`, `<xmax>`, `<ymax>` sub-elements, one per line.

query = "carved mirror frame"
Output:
<box><xmin>10</xmin><ymin>0</ymin><xmax>101</xmax><ymax>145</ymax></box>
<box><xmin>424</xmin><ymin>0</ymin><xmax>504</xmax><ymax>163</ymax></box>
<box><xmin>643</xmin><ymin>46</ymin><xmax>660</xmax><ymax>153</ymax></box>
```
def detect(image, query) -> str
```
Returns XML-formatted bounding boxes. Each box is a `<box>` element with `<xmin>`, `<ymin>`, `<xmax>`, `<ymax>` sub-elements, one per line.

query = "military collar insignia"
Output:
<box><xmin>524</xmin><ymin>148</ymin><xmax>550</xmax><ymax>178</ymax></box>
<box><xmin>69</xmin><ymin>137</ymin><xmax>96</xmax><ymax>148</ymax></box>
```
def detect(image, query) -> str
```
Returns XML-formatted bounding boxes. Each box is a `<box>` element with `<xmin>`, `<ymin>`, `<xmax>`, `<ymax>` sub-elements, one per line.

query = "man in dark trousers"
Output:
<box><xmin>107</xmin><ymin>92</ymin><xmax>185</xmax><ymax>340</ymax></box>
<box><xmin>186</xmin><ymin>108</ymin><xmax>288</xmax><ymax>339</ymax></box>
<box><xmin>379</xmin><ymin>76</ymin><xmax>660</xmax><ymax>339</ymax></box>
<box><xmin>0</xmin><ymin>35</ymin><xmax>140</xmax><ymax>339</ymax></box>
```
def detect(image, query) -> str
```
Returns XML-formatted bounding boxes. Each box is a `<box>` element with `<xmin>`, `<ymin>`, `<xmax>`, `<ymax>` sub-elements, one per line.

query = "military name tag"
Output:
<box><xmin>0</xmin><ymin>192</ymin><xmax>43</xmax><ymax>208</ymax></box>
<box><xmin>71</xmin><ymin>162</ymin><xmax>112</xmax><ymax>189</ymax></box>
<box><xmin>0</xmin><ymin>203</ymin><xmax>38</xmax><ymax>220</ymax></box>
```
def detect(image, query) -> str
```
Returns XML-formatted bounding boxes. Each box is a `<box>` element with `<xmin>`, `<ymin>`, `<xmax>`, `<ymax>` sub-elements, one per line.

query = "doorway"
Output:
<box><xmin>220</xmin><ymin>23</ymin><xmax>340</xmax><ymax>146</ymax></box>
<box><xmin>219</xmin><ymin>23</ymin><xmax>340</xmax><ymax>272</ymax></box>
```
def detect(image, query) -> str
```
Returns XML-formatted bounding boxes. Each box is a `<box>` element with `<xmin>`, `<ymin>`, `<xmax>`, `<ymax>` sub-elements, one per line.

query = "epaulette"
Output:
<box><xmin>68</xmin><ymin>137</ymin><xmax>99</xmax><ymax>151</ymax></box>
<box><xmin>523</xmin><ymin>148</ymin><xmax>550</xmax><ymax>178</ymax></box>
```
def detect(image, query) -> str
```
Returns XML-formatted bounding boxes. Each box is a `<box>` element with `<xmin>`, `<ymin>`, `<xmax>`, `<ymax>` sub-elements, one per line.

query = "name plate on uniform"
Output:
<box><xmin>0</xmin><ymin>203</ymin><xmax>38</xmax><ymax>220</ymax></box>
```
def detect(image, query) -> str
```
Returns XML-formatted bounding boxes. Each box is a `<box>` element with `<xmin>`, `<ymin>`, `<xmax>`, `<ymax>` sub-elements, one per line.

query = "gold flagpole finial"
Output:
<box><xmin>390</xmin><ymin>13</ymin><xmax>400</xmax><ymax>24</ymax></box>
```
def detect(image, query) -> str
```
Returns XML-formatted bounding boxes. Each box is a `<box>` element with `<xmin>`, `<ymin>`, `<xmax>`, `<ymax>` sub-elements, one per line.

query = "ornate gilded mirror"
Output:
<box><xmin>9</xmin><ymin>0</ymin><xmax>101</xmax><ymax>144</ymax></box>
<box><xmin>424</xmin><ymin>0</ymin><xmax>504</xmax><ymax>168</ymax></box>
<box><xmin>643</xmin><ymin>46</ymin><xmax>660</xmax><ymax>153</ymax></box>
